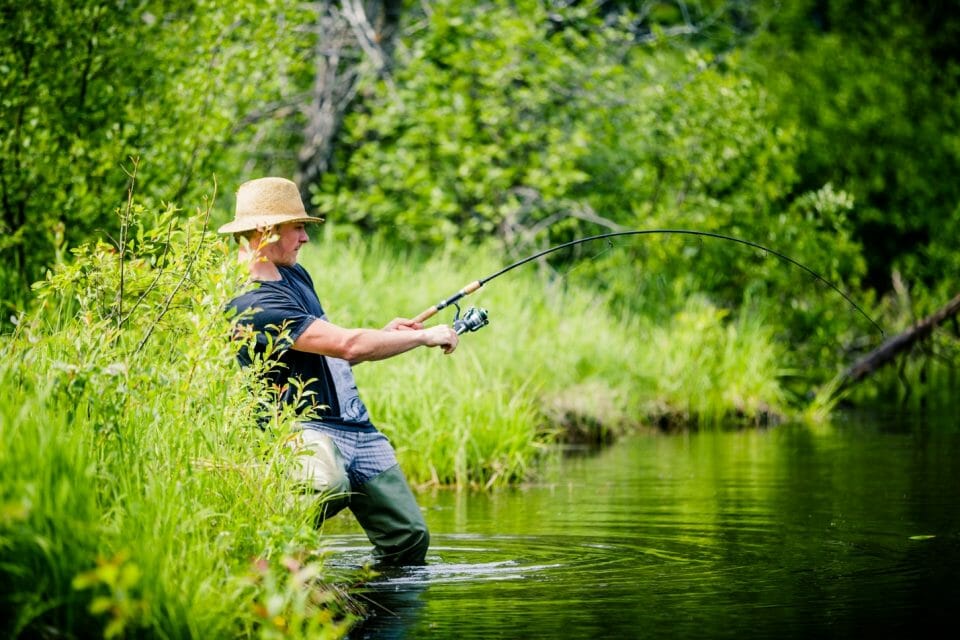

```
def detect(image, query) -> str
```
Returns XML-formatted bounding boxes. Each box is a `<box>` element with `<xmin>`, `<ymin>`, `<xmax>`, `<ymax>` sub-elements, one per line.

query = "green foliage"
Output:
<box><xmin>1</xmin><ymin>0</ymin><xmax>956</xmax><ymax>631</ymax></box>
<box><xmin>316</xmin><ymin>0</ymin><xmax>600</xmax><ymax>245</ymax></box>
<box><xmin>4</xmin><ymin>0</ymin><xmax>954</xmax><ymax>400</ymax></box>
<box><xmin>638</xmin><ymin>296</ymin><xmax>787</xmax><ymax>426</ymax></box>
<box><xmin>0</xmin><ymin>196</ymin><xmax>794</xmax><ymax>634</ymax></box>
<box><xmin>72</xmin><ymin>552</ymin><xmax>149</xmax><ymax>639</ymax></box>
<box><xmin>0</xmin><ymin>0</ymin><xmax>319</xmax><ymax>317</ymax></box>
<box><xmin>746</xmin><ymin>0</ymin><xmax>960</xmax><ymax>297</ymax></box>
<box><xmin>316</xmin><ymin>1</ymin><xmax>874</xmax><ymax>382</ymax></box>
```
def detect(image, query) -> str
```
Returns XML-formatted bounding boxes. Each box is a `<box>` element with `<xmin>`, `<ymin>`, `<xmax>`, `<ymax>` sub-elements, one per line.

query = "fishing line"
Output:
<box><xmin>557</xmin><ymin>238</ymin><xmax>616</xmax><ymax>281</ymax></box>
<box><xmin>414</xmin><ymin>229</ymin><xmax>885</xmax><ymax>337</ymax></box>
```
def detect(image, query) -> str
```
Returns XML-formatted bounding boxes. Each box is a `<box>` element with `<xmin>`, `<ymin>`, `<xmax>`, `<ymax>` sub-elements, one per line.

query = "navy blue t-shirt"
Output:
<box><xmin>228</xmin><ymin>264</ymin><xmax>375</xmax><ymax>429</ymax></box>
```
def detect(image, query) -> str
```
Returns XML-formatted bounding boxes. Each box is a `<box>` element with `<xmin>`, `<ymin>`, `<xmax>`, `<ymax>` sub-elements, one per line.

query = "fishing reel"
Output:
<box><xmin>452</xmin><ymin>304</ymin><xmax>489</xmax><ymax>335</ymax></box>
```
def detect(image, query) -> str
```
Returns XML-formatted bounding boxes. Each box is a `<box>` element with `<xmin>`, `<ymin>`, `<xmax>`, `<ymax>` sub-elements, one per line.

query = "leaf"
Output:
<box><xmin>72</xmin><ymin>570</ymin><xmax>99</xmax><ymax>590</ymax></box>
<box><xmin>104</xmin><ymin>617</ymin><xmax>127</xmax><ymax>639</ymax></box>
<box><xmin>89</xmin><ymin>596</ymin><xmax>114</xmax><ymax>615</ymax></box>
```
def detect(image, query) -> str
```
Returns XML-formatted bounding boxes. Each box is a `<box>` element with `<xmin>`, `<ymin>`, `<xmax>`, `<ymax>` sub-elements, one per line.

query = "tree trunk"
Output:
<box><xmin>833</xmin><ymin>292</ymin><xmax>960</xmax><ymax>394</ymax></box>
<box><xmin>294</xmin><ymin>0</ymin><xmax>403</xmax><ymax>206</ymax></box>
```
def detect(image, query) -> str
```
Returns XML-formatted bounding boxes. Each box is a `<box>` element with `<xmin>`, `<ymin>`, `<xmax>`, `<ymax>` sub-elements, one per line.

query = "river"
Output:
<box><xmin>323</xmin><ymin>408</ymin><xmax>959</xmax><ymax>639</ymax></box>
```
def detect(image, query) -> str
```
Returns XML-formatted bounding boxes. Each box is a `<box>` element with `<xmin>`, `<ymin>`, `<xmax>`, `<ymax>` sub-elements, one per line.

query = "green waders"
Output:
<box><xmin>288</xmin><ymin>429</ymin><xmax>429</xmax><ymax>566</ymax></box>
<box><xmin>349</xmin><ymin>463</ymin><xmax>430</xmax><ymax>566</ymax></box>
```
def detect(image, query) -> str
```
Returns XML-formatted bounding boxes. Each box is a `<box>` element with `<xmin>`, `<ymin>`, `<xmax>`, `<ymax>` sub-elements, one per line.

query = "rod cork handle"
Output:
<box><xmin>412</xmin><ymin>306</ymin><xmax>439</xmax><ymax>324</ymax></box>
<box><xmin>413</xmin><ymin>280</ymin><xmax>483</xmax><ymax>324</ymax></box>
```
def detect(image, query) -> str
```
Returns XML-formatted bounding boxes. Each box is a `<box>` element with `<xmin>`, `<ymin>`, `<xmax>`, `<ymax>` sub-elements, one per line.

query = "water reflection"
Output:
<box><xmin>323</xmin><ymin>416</ymin><xmax>960</xmax><ymax>639</ymax></box>
<box><xmin>347</xmin><ymin>570</ymin><xmax>426</xmax><ymax>640</ymax></box>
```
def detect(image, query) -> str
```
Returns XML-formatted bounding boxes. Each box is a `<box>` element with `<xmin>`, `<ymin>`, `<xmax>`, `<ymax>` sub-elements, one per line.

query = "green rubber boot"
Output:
<box><xmin>349</xmin><ymin>464</ymin><xmax>430</xmax><ymax>566</ymax></box>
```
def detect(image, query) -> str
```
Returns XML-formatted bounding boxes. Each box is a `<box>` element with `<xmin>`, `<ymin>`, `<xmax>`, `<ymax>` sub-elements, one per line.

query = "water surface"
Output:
<box><xmin>325</xmin><ymin>410</ymin><xmax>960</xmax><ymax>639</ymax></box>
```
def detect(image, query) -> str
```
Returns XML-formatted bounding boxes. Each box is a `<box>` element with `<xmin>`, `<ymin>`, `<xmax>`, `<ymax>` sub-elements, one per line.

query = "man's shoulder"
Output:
<box><xmin>231</xmin><ymin>266</ymin><xmax>319</xmax><ymax>311</ymax></box>
<box><xmin>281</xmin><ymin>264</ymin><xmax>314</xmax><ymax>287</ymax></box>
<box><xmin>227</xmin><ymin>278</ymin><xmax>287</xmax><ymax>310</ymax></box>
<box><xmin>226</xmin><ymin>285</ymin><xmax>264</xmax><ymax>316</ymax></box>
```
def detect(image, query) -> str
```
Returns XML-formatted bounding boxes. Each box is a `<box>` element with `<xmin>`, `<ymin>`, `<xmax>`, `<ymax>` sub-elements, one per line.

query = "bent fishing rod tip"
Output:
<box><xmin>410</xmin><ymin>229</ymin><xmax>884</xmax><ymax>337</ymax></box>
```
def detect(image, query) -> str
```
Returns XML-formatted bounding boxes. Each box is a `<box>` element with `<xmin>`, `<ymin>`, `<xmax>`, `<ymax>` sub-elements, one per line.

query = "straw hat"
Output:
<box><xmin>217</xmin><ymin>177</ymin><xmax>324</xmax><ymax>234</ymax></box>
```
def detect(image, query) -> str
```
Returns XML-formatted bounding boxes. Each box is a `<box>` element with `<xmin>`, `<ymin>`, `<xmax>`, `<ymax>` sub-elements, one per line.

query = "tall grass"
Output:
<box><xmin>637</xmin><ymin>296</ymin><xmax>788</xmax><ymax>427</ymax></box>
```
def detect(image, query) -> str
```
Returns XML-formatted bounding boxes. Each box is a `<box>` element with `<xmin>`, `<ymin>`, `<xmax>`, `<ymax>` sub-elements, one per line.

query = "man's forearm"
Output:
<box><xmin>292</xmin><ymin>319</ymin><xmax>457</xmax><ymax>363</ymax></box>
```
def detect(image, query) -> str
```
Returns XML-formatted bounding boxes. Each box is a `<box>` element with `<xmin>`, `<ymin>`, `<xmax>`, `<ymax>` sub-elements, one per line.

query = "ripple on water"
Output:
<box><xmin>333</xmin><ymin>531</ymin><xmax>747</xmax><ymax>640</ymax></box>
<box><xmin>322</xmin><ymin>529</ymin><xmax>718</xmax><ymax>591</ymax></box>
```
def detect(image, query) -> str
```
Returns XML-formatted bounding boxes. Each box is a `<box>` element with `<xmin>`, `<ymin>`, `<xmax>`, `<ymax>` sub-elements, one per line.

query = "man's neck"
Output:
<box><xmin>239</xmin><ymin>247</ymin><xmax>282</xmax><ymax>282</ymax></box>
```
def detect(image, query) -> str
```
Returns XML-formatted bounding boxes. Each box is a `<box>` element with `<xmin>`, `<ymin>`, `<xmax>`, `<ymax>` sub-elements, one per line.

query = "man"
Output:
<box><xmin>219</xmin><ymin>176</ymin><xmax>458</xmax><ymax>566</ymax></box>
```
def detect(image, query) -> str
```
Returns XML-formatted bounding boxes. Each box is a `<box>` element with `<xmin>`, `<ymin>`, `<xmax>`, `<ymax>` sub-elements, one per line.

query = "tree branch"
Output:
<box><xmin>832</xmin><ymin>291</ymin><xmax>960</xmax><ymax>394</ymax></box>
<box><xmin>135</xmin><ymin>178</ymin><xmax>217</xmax><ymax>356</ymax></box>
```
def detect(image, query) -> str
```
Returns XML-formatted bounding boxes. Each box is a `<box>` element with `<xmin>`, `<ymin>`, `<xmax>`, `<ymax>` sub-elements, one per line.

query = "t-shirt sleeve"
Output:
<box><xmin>240</xmin><ymin>286</ymin><xmax>317</xmax><ymax>350</ymax></box>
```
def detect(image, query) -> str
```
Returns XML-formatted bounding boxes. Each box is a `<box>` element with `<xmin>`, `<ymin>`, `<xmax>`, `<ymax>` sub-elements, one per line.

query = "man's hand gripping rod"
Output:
<box><xmin>413</xmin><ymin>281</ymin><xmax>489</xmax><ymax>335</ymax></box>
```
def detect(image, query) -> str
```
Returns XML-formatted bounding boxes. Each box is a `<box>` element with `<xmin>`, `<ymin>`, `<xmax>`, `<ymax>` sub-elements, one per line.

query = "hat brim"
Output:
<box><xmin>217</xmin><ymin>213</ymin><xmax>324</xmax><ymax>234</ymax></box>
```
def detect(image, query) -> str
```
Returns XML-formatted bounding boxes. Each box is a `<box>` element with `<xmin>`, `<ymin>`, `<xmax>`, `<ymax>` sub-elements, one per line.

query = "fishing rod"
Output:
<box><xmin>413</xmin><ymin>229</ymin><xmax>885</xmax><ymax>337</ymax></box>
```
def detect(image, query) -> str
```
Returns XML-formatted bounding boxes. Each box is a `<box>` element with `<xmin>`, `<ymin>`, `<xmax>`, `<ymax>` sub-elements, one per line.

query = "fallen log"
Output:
<box><xmin>833</xmin><ymin>291</ymin><xmax>960</xmax><ymax>394</ymax></box>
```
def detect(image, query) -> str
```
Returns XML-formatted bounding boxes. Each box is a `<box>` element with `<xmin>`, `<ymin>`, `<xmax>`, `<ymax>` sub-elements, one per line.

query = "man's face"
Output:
<box><xmin>257</xmin><ymin>223</ymin><xmax>310</xmax><ymax>266</ymax></box>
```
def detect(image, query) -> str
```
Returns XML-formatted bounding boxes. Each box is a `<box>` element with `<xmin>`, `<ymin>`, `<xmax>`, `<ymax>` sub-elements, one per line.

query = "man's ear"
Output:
<box><xmin>235</xmin><ymin>230</ymin><xmax>258</xmax><ymax>248</ymax></box>
<box><xmin>257</xmin><ymin>226</ymin><xmax>279</xmax><ymax>247</ymax></box>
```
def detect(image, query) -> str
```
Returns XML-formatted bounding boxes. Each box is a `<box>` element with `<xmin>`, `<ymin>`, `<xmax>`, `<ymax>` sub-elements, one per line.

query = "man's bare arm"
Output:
<box><xmin>292</xmin><ymin>318</ymin><xmax>458</xmax><ymax>363</ymax></box>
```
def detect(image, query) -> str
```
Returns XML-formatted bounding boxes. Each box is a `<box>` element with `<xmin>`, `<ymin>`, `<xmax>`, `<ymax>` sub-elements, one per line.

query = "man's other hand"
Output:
<box><xmin>384</xmin><ymin>317</ymin><xmax>424</xmax><ymax>331</ymax></box>
<box><xmin>423</xmin><ymin>324</ymin><xmax>459</xmax><ymax>354</ymax></box>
